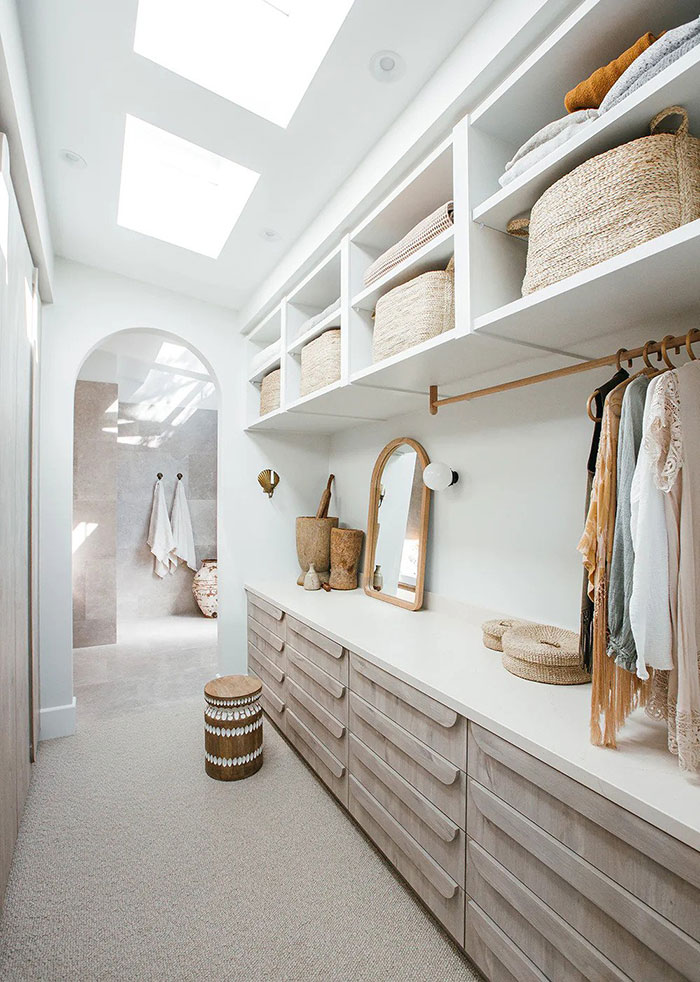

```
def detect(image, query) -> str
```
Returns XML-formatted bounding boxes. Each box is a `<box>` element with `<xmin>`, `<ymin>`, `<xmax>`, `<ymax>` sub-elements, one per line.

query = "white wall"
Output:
<box><xmin>39</xmin><ymin>258</ymin><xmax>331</xmax><ymax>738</ymax></box>
<box><xmin>329</xmin><ymin>351</ymin><xmax>624</xmax><ymax>632</ymax></box>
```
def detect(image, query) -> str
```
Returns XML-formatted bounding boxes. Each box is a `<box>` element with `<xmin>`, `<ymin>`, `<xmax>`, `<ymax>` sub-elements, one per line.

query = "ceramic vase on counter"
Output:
<box><xmin>193</xmin><ymin>559</ymin><xmax>218</xmax><ymax>617</ymax></box>
<box><xmin>304</xmin><ymin>563</ymin><xmax>321</xmax><ymax>591</ymax></box>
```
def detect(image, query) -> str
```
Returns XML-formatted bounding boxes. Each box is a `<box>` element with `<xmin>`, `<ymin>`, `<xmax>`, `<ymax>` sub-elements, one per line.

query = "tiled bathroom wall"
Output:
<box><xmin>73</xmin><ymin>381</ymin><xmax>118</xmax><ymax>648</ymax></box>
<box><xmin>116</xmin><ymin>405</ymin><xmax>217</xmax><ymax>620</ymax></box>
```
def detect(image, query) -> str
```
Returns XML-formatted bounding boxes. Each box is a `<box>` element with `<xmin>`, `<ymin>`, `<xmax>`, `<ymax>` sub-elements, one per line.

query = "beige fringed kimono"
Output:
<box><xmin>578</xmin><ymin>377</ymin><xmax>651</xmax><ymax>747</ymax></box>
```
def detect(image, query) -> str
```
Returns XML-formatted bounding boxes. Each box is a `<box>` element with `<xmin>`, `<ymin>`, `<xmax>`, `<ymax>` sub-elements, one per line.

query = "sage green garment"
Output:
<box><xmin>607</xmin><ymin>374</ymin><xmax>651</xmax><ymax>671</ymax></box>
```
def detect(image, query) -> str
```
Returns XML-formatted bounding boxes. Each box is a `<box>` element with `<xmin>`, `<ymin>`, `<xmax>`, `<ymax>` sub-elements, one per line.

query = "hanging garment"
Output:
<box><xmin>607</xmin><ymin>374</ymin><xmax>651</xmax><ymax>672</ymax></box>
<box><xmin>629</xmin><ymin>376</ymin><xmax>673</xmax><ymax>679</ymax></box>
<box><xmin>171</xmin><ymin>479</ymin><xmax>197</xmax><ymax>572</ymax></box>
<box><xmin>578</xmin><ymin>376</ymin><xmax>650</xmax><ymax>748</ymax></box>
<box><xmin>579</xmin><ymin>367</ymin><xmax>629</xmax><ymax>672</ymax></box>
<box><xmin>147</xmin><ymin>479</ymin><xmax>175</xmax><ymax>578</ymax></box>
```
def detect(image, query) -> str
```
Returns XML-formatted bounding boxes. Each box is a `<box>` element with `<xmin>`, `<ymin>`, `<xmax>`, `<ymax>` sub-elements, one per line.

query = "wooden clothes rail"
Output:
<box><xmin>429</xmin><ymin>329</ymin><xmax>700</xmax><ymax>415</ymax></box>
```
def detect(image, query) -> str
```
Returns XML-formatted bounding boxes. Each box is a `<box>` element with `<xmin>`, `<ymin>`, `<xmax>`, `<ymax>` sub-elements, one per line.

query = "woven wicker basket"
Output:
<box><xmin>511</xmin><ymin>106</ymin><xmax>700</xmax><ymax>296</ymax></box>
<box><xmin>372</xmin><ymin>257</ymin><xmax>454</xmax><ymax>363</ymax></box>
<box><xmin>259</xmin><ymin>368</ymin><xmax>281</xmax><ymax>416</ymax></box>
<box><xmin>300</xmin><ymin>329</ymin><xmax>341</xmax><ymax>397</ymax></box>
<box><xmin>501</xmin><ymin>624</ymin><xmax>590</xmax><ymax>685</ymax></box>
<box><xmin>481</xmin><ymin>617</ymin><xmax>530</xmax><ymax>652</ymax></box>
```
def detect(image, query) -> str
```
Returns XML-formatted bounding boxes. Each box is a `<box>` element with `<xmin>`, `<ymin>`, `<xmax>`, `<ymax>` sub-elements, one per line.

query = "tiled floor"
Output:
<box><xmin>73</xmin><ymin>615</ymin><xmax>218</xmax><ymax>724</ymax></box>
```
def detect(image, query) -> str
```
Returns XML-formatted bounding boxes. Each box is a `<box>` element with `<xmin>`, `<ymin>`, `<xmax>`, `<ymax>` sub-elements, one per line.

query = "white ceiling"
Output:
<box><xmin>19</xmin><ymin>0</ymin><xmax>490</xmax><ymax>310</ymax></box>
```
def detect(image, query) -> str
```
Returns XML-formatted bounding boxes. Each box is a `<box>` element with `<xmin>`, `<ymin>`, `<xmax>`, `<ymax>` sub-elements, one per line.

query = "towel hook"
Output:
<box><xmin>177</xmin><ymin>473</ymin><xmax>183</xmax><ymax>480</ymax></box>
<box><xmin>157</xmin><ymin>473</ymin><xmax>163</xmax><ymax>480</ymax></box>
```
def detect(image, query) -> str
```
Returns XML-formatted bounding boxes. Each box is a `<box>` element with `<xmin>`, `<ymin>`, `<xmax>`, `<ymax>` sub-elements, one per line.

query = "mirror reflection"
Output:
<box><xmin>367</xmin><ymin>440</ymin><xmax>429</xmax><ymax>608</ymax></box>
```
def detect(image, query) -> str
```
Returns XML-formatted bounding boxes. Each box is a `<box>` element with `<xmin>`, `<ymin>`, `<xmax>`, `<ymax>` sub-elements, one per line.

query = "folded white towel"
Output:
<box><xmin>297</xmin><ymin>298</ymin><xmax>341</xmax><ymax>339</ymax></box>
<box><xmin>499</xmin><ymin>110</ymin><xmax>599</xmax><ymax>187</ymax></box>
<box><xmin>249</xmin><ymin>338</ymin><xmax>281</xmax><ymax>375</ymax></box>
<box><xmin>171</xmin><ymin>479</ymin><xmax>197</xmax><ymax>572</ymax></box>
<box><xmin>147</xmin><ymin>479</ymin><xmax>175</xmax><ymax>578</ymax></box>
<box><xmin>600</xmin><ymin>14</ymin><xmax>700</xmax><ymax>112</ymax></box>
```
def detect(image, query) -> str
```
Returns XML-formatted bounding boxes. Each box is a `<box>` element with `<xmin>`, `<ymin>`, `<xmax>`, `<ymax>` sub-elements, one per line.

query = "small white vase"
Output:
<box><xmin>304</xmin><ymin>563</ymin><xmax>321</xmax><ymax>591</ymax></box>
<box><xmin>193</xmin><ymin>559</ymin><xmax>218</xmax><ymax>617</ymax></box>
<box><xmin>372</xmin><ymin>564</ymin><xmax>383</xmax><ymax>592</ymax></box>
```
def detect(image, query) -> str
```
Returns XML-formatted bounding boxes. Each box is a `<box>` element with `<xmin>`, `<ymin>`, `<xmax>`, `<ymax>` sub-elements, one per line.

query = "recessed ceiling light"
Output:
<box><xmin>133</xmin><ymin>0</ymin><xmax>355</xmax><ymax>128</ymax></box>
<box><xmin>117</xmin><ymin>115</ymin><xmax>260</xmax><ymax>257</ymax></box>
<box><xmin>60</xmin><ymin>149</ymin><xmax>87</xmax><ymax>169</ymax></box>
<box><xmin>369</xmin><ymin>50</ymin><xmax>405</xmax><ymax>83</ymax></box>
<box><xmin>260</xmin><ymin>228</ymin><xmax>281</xmax><ymax>242</ymax></box>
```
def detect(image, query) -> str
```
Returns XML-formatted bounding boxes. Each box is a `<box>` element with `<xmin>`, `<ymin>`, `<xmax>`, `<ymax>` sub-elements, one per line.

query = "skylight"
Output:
<box><xmin>117</xmin><ymin>115</ymin><xmax>260</xmax><ymax>256</ymax></box>
<box><xmin>133</xmin><ymin>0</ymin><xmax>355</xmax><ymax>128</ymax></box>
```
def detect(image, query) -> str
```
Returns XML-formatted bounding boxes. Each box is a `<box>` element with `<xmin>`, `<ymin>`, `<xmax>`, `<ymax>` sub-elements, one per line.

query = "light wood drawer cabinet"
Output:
<box><xmin>287</xmin><ymin>709</ymin><xmax>347</xmax><ymax>806</ymax></box>
<box><xmin>467</xmin><ymin>839</ymin><xmax>630</xmax><ymax>982</ymax></box>
<box><xmin>247</xmin><ymin>617</ymin><xmax>285</xmax><ymax>668</ymax></box>
<box><xmin>248</xmin><ymin>643</ymin><xmax>285</xmax><ymax>704</ymax></box>
<box><xmin>350</xmin><ymin>692</ymin><xmax>466</xmax><ymax>828</ymax></box>
<box><xmin>349</xmin><ymin>735</ymin><xmax>465</xmax><ymax>889</ymax></box>
<box><xmin>247</xmin><ymin>595</ymin><xmax>285</xmax><ymax>639</ymax></box>
<box><xmin>465</xmin><ymin>900</ymin><xmax>558</xmax><ymax>982</ymax></box>
<box><xmin>469</xmin><ymin>723</ymin><xmax>700</xmax><ymax>942</ymax></box>
<box><xmin>287</xmin><ymin>678</ymin><xmax>346</xmax><ymax>763</ymax></box>
<box><xmin>247</xmin><ymin>640</ymin><xmax>285</xmax><ymax>688</ymax></box>
<box><xmin>350</xmin><ymin>654</ymin><xmax>466</xmax><ymax>769</ymax></box>
<box><xmin>349</xmin><ymin>775</ymin><xmax>465</xmax><ymax>945</ymax></box>
<box><xmin>468</xmin><ymin>781</ymin><xmax>699</xmax><ymax>982</ymax></box>
<box><xmin>259</xmin><ymin>687</ymin><xmax>286</xmax><ymax>734</ymax></box>
<box><xmin>286</xmin><ymin>645</ymin><xmax>347</xmax><ymax>723</ymax></box>
<box><xmin>287</xmin><ymin>616</ymin><xmax>347</xmax><ymax>683</ymax></box>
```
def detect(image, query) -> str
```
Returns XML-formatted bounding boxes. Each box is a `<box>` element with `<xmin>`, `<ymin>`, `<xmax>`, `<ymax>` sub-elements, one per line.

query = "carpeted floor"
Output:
<box><xmin>0</xmin><ymin>624</ymin><xmax>480</xmax><ymax>981</ymax></box>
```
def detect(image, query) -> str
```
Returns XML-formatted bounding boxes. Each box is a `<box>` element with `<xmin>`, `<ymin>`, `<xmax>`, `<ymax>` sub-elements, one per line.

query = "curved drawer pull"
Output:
<box><xmin>248</xmin><ymin>642</ymin><xmax>285</xmax><ymax>684</ymax></box>
<box><xmin>351</xmin><ymin>694</ymin><xmax>459</xmax><ymax>786</ymax></box>
<box><xmin>353</xmin><ymin>657</ymin><xmax>458</xmax><ymax>729</ymax></box>
<box><xmin>350</xmin><ymin>736</ymin><xmax>458</xmax><ymax>843</ymax></box>
<box><xmin>248</xmin><ymin>619</ymin><xmax>285</xmax><ymax>653</ymax></box>
<box><xmin>248</xmin><ymin>593</ymin><xmax>284</xmax><ymax>622</ymax></box>
<box><xmin>350</xmin><ymin>777</ymin><xmax>458</xmax><ymax>900</ymax></box>
<box><xmin>260</xmin><ymin>688</ymin><xmax>285</xmax><ymax>714</ymax></box>
<box><xmin>288</xmin><ymin>679</ymin><xmax>345</xmax><ymax>739</ymax></box>
<box><xmin>288</xmin><ymin>616</ymin><xmax>344</xmax><ymax>659</ymax></box>
<box><xmin>288</xmin><ymin>647</ymin><xmax>346</xmax><ymax>700</ymax></box>
<box><xmin>287</xmin><ymin>711</ymin><xmax>346</xmax><ymax>779</ymax></box>
<box><xmin>468</xmin><ymin>902</ymin><xmax>548</xmax><ymax>982</ymax></box>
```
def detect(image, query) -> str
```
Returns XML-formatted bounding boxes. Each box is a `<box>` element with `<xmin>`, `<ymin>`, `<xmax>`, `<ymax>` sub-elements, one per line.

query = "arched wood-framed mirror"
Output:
<box><xmin>363</xmin><ymin>437</ymin><xmax>431</xmax><ymax>611</ymax></box>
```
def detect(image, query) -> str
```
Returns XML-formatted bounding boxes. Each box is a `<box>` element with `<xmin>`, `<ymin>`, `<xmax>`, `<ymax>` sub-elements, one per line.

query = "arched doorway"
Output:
<box><xmin>71</xmin><ymin>328</ymin><xmax>220</xmax><ymax>722</ymax></box>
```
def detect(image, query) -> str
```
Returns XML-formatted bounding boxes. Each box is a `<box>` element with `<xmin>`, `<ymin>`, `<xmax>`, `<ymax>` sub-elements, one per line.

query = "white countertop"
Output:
<box><xmin>246</xmin><ymin>579</ymin><xmax>700</xmax><ymax>851</ymax></box>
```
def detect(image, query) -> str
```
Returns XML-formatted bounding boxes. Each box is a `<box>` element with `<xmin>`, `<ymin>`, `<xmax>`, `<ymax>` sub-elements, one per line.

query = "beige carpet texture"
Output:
<box><xmin>0</xmin><ymin>696</ymin><xmax>481</xmax><ymax>980</ymax></box>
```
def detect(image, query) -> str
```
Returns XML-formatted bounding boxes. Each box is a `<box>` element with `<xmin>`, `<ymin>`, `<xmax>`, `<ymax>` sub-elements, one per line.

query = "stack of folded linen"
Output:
<box><xmin>363</xmin><ymin>201</ymin><xmax>454</xmax><ymax>287</ymax></box>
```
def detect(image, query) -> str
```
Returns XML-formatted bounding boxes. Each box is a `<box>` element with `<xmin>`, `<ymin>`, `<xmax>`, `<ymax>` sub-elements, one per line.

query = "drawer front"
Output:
<box><xmin>350</xmin><ymin>654</ymin><xmax>466</xmax><ymax>769</ymax></box>
<box><xmin>248</xmin><ymin>645</ymin><xmax>285</xmax><ymax>702</ymax></box>
<box><xmin>349</xmin><ymin>735</ymin><xmax>465</xmax><ymax>889</ymax></box>
<box><xmin>260</xmin><ymin>688</ymin><xmax>286</xmax><ymax>734</ymax></box>
<box><xmin>287</xmin><ymin>679</ymin><xmax>346</xmax><ymax>763</ymax></box>
<box><xmin>287</xmin><ymin>709</ymin><xmax>347</xmax><ymax>806</ymax></box>
<box><xmin>349</xmin><ymin>693</ymin><xmax>465</xmax><ymax>828</ymax></box>
<box><xmin>287</xmin><ymin>645</ymin><xmax>347</xmax><ymax>722</ymax></box>
<box><xmin>465</xmin><ymin>901</ymin><xmax>552</xmax><ymax>982</ymax></box>
<box><xmin>468</xmin><ymin>782</ymin><xmax>697</xmax><ymax>982</ymax></box>
<box><xmin>467</xmin><ymin>842</ymin><xmax>626</xmax><ymax>982</ymax></box>
<box><xmin>247</xmin><ymin>640</ymin><xmax>284</xmax><ymax>686</ymax></box>
<box><xmin>247</xmin><ymin>596</ymin><xmax>285</xmax><ymax>640</ymax></box>
<box><xmin>287</xmin><ymin>616</ymin><xmax>347</xmax><ymax>683</ymax></box>
<box><xmin>247</xmin><ymin>617</ymin><xmax>286</xmax><ymax>666</ymax></box>
<box><xmin>469</xmin><ymin>723</ymin><xmax>700</xmax><ymax>940</ymax></box>
<box><xmin>349</xmin><ymin>775</ymin><xmax>464</xmax><ymax>945</ymax></box>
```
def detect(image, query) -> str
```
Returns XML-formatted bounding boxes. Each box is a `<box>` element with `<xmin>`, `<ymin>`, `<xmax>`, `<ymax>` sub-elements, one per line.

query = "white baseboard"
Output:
<box><xmin>39</xmin><ymin>698</ymin><xmax>77</xmax><ymax>740</ymax></box>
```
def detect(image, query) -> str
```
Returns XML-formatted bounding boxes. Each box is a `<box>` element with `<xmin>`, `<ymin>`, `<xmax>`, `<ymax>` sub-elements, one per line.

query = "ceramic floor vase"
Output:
<box><xmin>295</xmin><ymin>516</ymin><xmax>338</xmax><ymax>585</ymax></box>
<box><xmin>329</xmin><ymin>528</ymin><xmax>365</xmax><ymax>590</ymax></box>
<box><xmin>193</xmin><ymin>559</ymin><xmax>218</xmax><ymax>617</ymax></box>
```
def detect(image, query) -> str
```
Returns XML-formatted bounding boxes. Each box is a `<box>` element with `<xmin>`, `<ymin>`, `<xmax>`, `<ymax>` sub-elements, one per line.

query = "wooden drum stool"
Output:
<box><xmin>203</xmin><ymin>675</ymin><xmax>263</xmax><ymax>781</ymax></box>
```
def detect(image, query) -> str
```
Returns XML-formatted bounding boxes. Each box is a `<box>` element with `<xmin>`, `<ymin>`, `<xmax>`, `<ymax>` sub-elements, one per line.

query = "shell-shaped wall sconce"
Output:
<box><xmin>258</xmin><ymin>469</ymin><xmax>280</xmax><ymax>498</ymax></box>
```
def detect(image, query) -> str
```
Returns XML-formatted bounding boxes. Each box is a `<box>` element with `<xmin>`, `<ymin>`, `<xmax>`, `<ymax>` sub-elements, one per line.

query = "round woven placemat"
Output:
<box><xmin>501</xmin><ymin>651</ymin><xmax>591</xmax><ymax>685</ymax></box>
<box><xmin>502</xmin><ymin>623</ymin><xmax>579</xmax><ymax>666</ymax></box>
<box><xmin>481</xmin><ymin>617</ymin><xmax>530</xmax><ymax>652</ymax></box>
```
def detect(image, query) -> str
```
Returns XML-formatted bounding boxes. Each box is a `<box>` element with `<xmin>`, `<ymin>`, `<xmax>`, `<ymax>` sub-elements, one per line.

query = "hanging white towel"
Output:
<box><xmin>147</xmin><ymin>479</ymin><xmax>176</xmax><ymax>578</ymax></box>
<box><xmin>171</xmin><ymin>479</ymin><xmax>197</xmax><ymax>571</ymax></box>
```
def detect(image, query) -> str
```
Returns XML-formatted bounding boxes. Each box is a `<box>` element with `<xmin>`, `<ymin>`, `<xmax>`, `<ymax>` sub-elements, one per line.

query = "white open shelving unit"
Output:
<box><xmin>244</xmin><ymin>0</ymin><xmax>700</xmax><ymax>434</ymax></box>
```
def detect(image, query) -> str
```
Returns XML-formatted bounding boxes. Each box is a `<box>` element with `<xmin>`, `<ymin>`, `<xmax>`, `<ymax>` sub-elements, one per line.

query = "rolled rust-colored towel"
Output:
<box><xmin>564</xmin><ymin>32</ymin><xmax>659</xmax><ymax>112</ymax></box>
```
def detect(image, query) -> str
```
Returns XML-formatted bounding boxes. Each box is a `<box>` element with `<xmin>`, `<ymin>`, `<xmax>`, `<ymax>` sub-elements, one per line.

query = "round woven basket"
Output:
<box><xmin>501</xmin><ymin>624</ymin><xmax>590</xmax><ymax>685</ymax></box>
<box><xmin>372</xmin><ymin>257</ymin><xmax>454</xmax><ymax>363</ymax></box>
<box><xmin>481</xmin><ymin>617</ymin><xmax>529</xmax><ymax>652</ymax></box>
<box><xmin>300</xmin><ymin>329</ymin><xmax>341</xmax><ymax>397</ymax></box>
